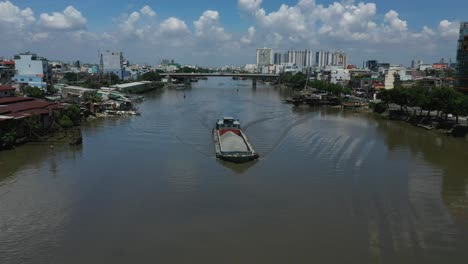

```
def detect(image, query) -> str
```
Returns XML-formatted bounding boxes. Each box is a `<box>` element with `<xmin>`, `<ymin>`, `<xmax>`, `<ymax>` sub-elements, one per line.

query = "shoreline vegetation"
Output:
<box><xmin>279</xmin><ymin>72</ymin><xmax>468</xmax><ymax>138</ymax></box>
<box><xmin>374</xmin><ymin>86</ymin><xmax>468</xmax><ymax>137</ymax></box>
<box><xmin>0</xmin><ymin>77</ymin><xmax>165</xmax><ymax>151</ymax></box>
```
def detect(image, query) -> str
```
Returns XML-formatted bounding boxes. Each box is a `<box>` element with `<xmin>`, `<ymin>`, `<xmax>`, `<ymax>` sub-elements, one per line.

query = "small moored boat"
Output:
<box><xmin>213</xmin><ymin>117</ymin><xmax>259</xmax><ymax>163</ymax></box>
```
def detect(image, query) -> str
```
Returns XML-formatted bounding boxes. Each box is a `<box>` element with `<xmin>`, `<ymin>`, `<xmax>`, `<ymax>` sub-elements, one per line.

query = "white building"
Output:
<box><xmin>390</xmin><ymin>65</ymin><xmax>412</xmax><ymax>81</ymax></box>
<box><xmin>419</xmin><ymin>64</ymin><xmax>433</xmax><ymax>71</ymax></box>
<box><xmin>12</xmin><ymin>52</ymin><xmax>52</xmax><ymax>90</ymax></box>
<box><xmin>384</xmin><ymin>69</ymin><xmax>397</xmax><ymax>90</ymax></box>
<box><xmin>316</xmin><ymin>51</ymin><xmax>348</xmax><ymax>68</ymax></box>
<box><xmin>332</xmin><ymin>52</ymin><xmax>348</xmax><ymax>68</ymax></box>
<box><xmin>256</xmin><ymin>48</ymin><xmax>273</xmax><ymax>67</ymax></box>
<box><xmin>243</xmin><ymin>64</ymin><xmax>257</xmax><ymax>73</ymax></box>
<box><xmin>316</xmin><ymin>51</ymin><xmax>333</xmax><ymax>68</ymax></box>
<box><xmin>282</xmin><ymin>63</ymin><xmax>302</xmax><ymax>74</ymax></box>
<box><xmin>100</xmin><ymin>51</ymin><xmax>124</xmax><ymax>80</ymax></box>
<box><xmin>287</xmin><ymin>50</ymin><xmax>313</xmax><ymax>67</ymax></box>
<box><xmin>326</xmin><ymin>66</ymin><xmax>350</xmax><ymax>84</ymax></box>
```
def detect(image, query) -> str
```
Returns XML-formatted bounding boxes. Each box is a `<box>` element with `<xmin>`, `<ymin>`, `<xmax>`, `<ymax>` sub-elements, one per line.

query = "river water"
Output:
<box><xmin>1</xmin><ymin>78</ymin><xmax>468</xmax><ymax>263</ymax></box>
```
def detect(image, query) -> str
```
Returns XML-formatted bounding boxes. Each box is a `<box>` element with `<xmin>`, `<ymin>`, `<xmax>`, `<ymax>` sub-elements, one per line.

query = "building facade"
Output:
<box><xmin>457</xmin><ymin>22</ymin><xmax>468</xmax><ymax>89</ymax></box>
<box><xmin>316</xmin><ymin>51</ymin><xmax>347</xmax><ymax>68</ymax></box>
<box><xmin>316</xmin><ymin>51</ymin><xmax>333</xmax><ymax>68</ymax></box>
<box><xmin>366</xmin><ymin>60</ymin><xmax>378</xmax><ymax>72</ymax></box>
<box><xmin>287</xmin><ymin>50</ymin><xmax>313</xmax><ymax>67</ymax></box>
<box><xmin>256</xmin><ymin>48</ymin><xmax>273</xmax><ymax>67</ymax></box>
<box><xmin>274</xmin><ymin>52</ymin><xmax>283</xmax><ymax>65</ymax></box>
<box><xmin>12</xmin><ymin>52</ymin><xmax>52</xmax><ymax>90</ymax></box>
<box><xmin>332</xmin><ymin>52</ymin><xmax>348</xmax><ymax>68</ymax></box>
<box><xmin>101</xmin><ymin>51</ymin><xmax>124</xmax><ymax>80</ymax></box>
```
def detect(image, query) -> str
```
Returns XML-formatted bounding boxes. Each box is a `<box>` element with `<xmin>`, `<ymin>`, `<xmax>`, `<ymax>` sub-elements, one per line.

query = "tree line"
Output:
<box><xmin>279</xmin><ymin>72</ymin><xmax>352</xmax><ymax>95</ymax></box>
<box><xmin>379</xmin><ymin>86</ymin><xmax>468</xmax><ymax>123</ymax></box>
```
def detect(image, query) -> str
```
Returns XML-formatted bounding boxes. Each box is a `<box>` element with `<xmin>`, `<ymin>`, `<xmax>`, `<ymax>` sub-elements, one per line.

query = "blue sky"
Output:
<box><xmin>1</xmin><ymin>0</ymin><xmax>465</xmax><ymax>66</ymax></box>
<box><xmin>12</xmin><ymin>0</ymin><xmax>466</xmax><ymax>30</ymax></box>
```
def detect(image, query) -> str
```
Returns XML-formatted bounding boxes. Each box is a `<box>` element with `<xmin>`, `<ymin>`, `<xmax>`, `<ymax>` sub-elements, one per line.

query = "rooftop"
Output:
<box><xmin>0</xmin><ymin>86</ymin><xmax>16</xmax><ymax>92</ymax></box>
<box><xmin>0</xmin><ymin>96</ymin><xmax>34</xmax><ymax>105</ymax></box>
<box><xmin>112</xmin><ymin>82</ymin><xmax>147</xmax><ymax>89</ymax></box>
<box><xmin>0</xmin><ymin>97</ymin><xmax>63</xmax><ymax>119</ymax></box>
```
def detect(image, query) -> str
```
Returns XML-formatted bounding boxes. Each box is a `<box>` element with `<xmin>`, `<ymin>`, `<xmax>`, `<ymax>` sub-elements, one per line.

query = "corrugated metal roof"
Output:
<box><xmin>112</xmin><ymin>82</ymin><xmax>146</xmax><ymax>89</ymax></box>
<box><xmin>0</xmin><ymin>99</ymin><xmax>63</xmax><ymax>117</ymax></box>
<box><xmin>0</xmin><ymin>85</ymin><xmax>15</xmax><ymax>91</ymax></box>
<box><xmin>0</xmin><ymin>96</ymin><xmax>34</xmax><ymax>105</ymax></box>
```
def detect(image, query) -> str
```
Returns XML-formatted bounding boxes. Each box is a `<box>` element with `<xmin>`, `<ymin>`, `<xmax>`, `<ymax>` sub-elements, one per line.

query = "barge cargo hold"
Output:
<box><xmin>213</xmin><ymin>117</ymin><xmax>259</xmax><ymax>163</ymax></box>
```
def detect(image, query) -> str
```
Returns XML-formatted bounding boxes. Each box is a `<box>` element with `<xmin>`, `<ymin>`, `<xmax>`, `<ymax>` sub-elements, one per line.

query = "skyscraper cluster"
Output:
<box><xmin>315</xmin><ymin>51</ymin><xmax>348</xmax><ymax>68</ymax></box>
<box><xmin>262</xmin><ymin>49</ymin><xmax>347</xmax><ymax>69</ymax></box>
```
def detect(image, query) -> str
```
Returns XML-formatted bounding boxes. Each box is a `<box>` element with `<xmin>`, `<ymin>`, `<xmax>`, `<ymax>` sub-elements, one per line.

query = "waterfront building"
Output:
<box><xmin>0</xmin><ymin>86</ymin><xmax>16</xmax><ymax>98</ymax></box>
<box><xmin>328</xmin><ymin>68</ymin><xmax>350</xmax><ymax>85</ymax></box>
<box><xmin>100</xmin><ymin>51</ymin><xmax>124</xmax><ymax>80</ymax></box>
<box><xmin>457</xmin><ymin>22</ymin><xmax>468</xmax><ymax>89</ymax></box>
<box><xmin>0</xmin><ymin>96</ymin><xmax>63</xmax><ymax>127</ymax></box>
<box><xmin>256</xmin><ymin>48</ymin><xmax>273</xmax><ymax>67</ymax></box>
<box><xmin>12</xmin><ymin>52</ymin><xmax>52</xmax><ymax>90</ymax></box>
<box><xmin>243</xmin><ymin>64</ymin><xmax>257</xmax><ymax>73</ymax></box>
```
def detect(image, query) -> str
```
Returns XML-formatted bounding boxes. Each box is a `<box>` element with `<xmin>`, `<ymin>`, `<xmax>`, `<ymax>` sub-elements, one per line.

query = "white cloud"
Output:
<box><xmin>0</xmin><ymin>1</ymin><xmax>462</xmax><ymax>66</ymax></box>
<box><xmin>0</xmin><ymin>1</ymin><xmax>35</xmax><ymax>26</ymax></box>
<box><xmin>384</xmin><ymin>10</ymin><xmax>408</xmax><ymax>32</ymax></box>
<box><xmin>140</xmin><ymin>5</ymin><xmax>156</xmax><ymax>17</ymax></box>
<box><xmin>119</xmin><ymin>11</ymin><xmax>141</xmax><ymax>35</ymax></box>
<box><xmin>241</xmin><ymin>26</ymin><xmax>256</xmax><ymax>44</ymax></box>
<box><xmin>238</xmin><ymin>0</ymin><xmax>263</xmax><ymax>13</ymax></box>
<box><xmin>160</xmin><ymin>17</ymin><xmax>189</xmax><ymax>35</ymax></box>
<box><xmin>438</xmin><ymin>20</ymin><xmax>459</xmax><ymax>38</ymax></box>
<box><xmin>39</xmin><ymin>6</ymin><xmax>87</xmax><ymax>31</ymax></box>
<box><xmin>194</xmin><ymin>10</ymin><xmax>231</xmax><ymax>42</ymax></box>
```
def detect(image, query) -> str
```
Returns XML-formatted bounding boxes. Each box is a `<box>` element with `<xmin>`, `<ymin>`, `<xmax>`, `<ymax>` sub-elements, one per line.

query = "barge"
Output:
<box><xmin>213</xmin><ymin>117</ymin><xmax>259</xmax><ymax>163</ymax></box>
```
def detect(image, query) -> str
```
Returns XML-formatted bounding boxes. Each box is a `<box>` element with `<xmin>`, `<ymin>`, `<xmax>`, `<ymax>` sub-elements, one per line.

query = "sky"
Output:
<box><xmin>0</xmin><ymin>0</ymin><xmax>465</xmax><ymax>66</ymax></box>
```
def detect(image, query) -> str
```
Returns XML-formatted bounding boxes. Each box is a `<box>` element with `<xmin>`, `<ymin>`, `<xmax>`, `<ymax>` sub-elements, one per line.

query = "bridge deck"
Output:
<box><xmin>164</xmin><ymin>73</ymin><xmax>279</xmax><ymax>78</ymax></box>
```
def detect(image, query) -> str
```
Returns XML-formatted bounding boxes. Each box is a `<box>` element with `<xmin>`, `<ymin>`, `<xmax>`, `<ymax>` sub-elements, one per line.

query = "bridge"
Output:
<box><xmin>164</xmin><ymin>73</ymin><xmax>279</xmax><ymax>87</ymax></box>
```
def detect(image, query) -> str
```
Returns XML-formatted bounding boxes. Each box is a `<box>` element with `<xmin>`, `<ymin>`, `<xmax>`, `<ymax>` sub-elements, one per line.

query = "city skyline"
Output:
<box><xmin>0</xmin><ymin>0</ymin><xmax>464</xmax><ymax>66</ymax></box>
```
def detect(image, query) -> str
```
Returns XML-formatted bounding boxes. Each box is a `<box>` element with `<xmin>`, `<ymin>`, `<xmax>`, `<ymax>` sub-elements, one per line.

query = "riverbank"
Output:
<box><xmin>0</xmin><ymin>82</ymin><xmax>163</xmax><ymax>151</ymax></box>
<box><xmin>374</xmin><ymin>108</ymin><xmax>468</xmax><ymax>138</ymax></box>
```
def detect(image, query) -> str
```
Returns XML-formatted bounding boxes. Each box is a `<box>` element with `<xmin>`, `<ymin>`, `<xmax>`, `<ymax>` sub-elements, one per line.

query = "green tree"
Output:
<box><xmin>279</xmin><ymin>72</ymin><xmax>293</xmax><ymax>84</ymax></box>
<box><xmin>22</xmin><ymin>86</ymin><xmax>45</xmax><ymax>98</ymax></box>
<box><xmin>64</xmin><ymin>72</ymin><xmax>79</xmax><ymax>83</ymax></box>
<box><xmin>58</xmin><ymin>115</ymin><xmax>73</xmax><ymax>128</ymax></box>
<box><xmin>139</xmin><ymin>72</ymin><xmax>161</xmax><ymax>82</ymax></box>
<box><xmin>290</xmin><ymin>72</ymin><xmax>306</xmax><ymax>90</ymax></box>
<box><xmin>445</xmin><ymin>89</ymin><xmax>465</xmax><ymax>123</ymax></box>
<box><xmin>342</xmin><ymin>86</ymin><xmax>352</xmax><ymax>95</ymax></box>
<box><xmin>64</xmin><ymin>105</ymin><xmax>81</xmax><ymax>125</ymax></box>
<box><xmin>0</xmin><ymin>131</ymin><xmax>17</xmax><ymax>149</ymax></box>
<box><xmin>83</xmin><ymin>91</ymin><xmax>102</xmax><ymax>113</ymax></box>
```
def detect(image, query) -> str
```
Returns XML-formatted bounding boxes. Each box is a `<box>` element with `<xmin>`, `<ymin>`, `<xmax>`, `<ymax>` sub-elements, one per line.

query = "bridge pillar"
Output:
<box><xmin>252</xmin><ymin>78</ymin><xmax>257</xmax><ymax>88</ymax></box>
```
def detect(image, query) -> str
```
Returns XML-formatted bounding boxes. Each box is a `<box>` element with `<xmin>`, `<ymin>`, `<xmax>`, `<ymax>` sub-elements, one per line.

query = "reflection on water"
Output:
<box><xmin>1</xmin><ymin>78</ymin><xmax>468</xmax><ymax>263</ymax></box>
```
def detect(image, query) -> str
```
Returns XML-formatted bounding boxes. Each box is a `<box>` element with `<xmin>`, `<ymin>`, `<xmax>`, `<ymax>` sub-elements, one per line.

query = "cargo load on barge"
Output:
<box><xmin>213</xmin><ymin>117</ymin><xmax>259</xmax><ymax>163</ymax></box>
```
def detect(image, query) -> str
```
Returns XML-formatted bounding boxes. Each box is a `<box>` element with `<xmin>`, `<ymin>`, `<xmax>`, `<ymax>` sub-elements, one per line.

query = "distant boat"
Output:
<box><xmin>213</xmin><ymin>117</ymin><xmax>259</xmax><ymax>163</ymax></box>
<box><xmin>175</xmin><ymin>84</ymin><xmax>186</xmax><ymax>90</ymax></box>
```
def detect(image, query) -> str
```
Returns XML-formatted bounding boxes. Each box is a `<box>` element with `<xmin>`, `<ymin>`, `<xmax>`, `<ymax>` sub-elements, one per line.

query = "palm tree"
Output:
<box><xmin>82</xmin><ymin>91</ymin><xmax>102</xmax><ymax>114</ymax></box>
